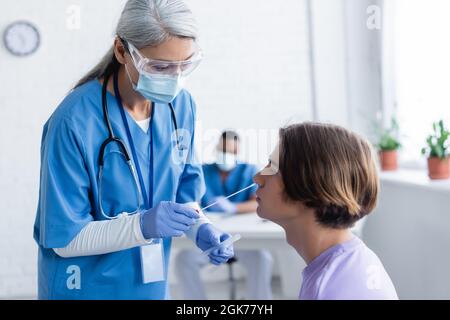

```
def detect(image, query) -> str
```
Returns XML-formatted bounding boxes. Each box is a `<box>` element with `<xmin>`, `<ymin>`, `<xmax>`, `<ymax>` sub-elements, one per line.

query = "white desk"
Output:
<box><xmin>171</xmin><ymin>213</ymin><xmax>306</xmax><ymax>299</ymax></box>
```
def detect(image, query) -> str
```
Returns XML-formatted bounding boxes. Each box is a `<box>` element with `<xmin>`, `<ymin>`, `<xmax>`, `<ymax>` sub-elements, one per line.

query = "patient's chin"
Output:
<box><xmin>256</xmin><ymin>205</ymin><xmax>265</xmax><ymax>218</ymax></box>
<box><xmin>256</xmin><ymin>205</ymin><xmax>272</xmax><ymax>222</ymax></box>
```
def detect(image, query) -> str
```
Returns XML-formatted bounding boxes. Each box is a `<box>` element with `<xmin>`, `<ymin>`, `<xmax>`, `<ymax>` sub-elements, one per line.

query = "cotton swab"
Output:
<box><xmin>201</xmin><ymin>183</ymin><xmax>257</xmax><ymax>211</ymax></box>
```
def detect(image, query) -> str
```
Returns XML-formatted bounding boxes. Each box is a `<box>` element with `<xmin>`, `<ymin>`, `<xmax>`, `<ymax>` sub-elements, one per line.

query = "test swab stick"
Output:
<box><xmin>201</xmin><ymin>183</ymin><xmax>257</xmax><ymax>211</ymax></box>
<box><xmin>202</xmin><ymin>234</ymin><xmax>242</xmax><ymax>256</ymax></box>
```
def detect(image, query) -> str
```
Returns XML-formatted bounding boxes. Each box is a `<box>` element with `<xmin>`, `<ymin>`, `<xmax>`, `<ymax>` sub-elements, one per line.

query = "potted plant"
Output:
<box><xmin>376</xmin><ymin>118</ymin><xmax>401</xmax><ymax>171</ymax></box>
<box><xmin>421</xmin><ymin>120</ymin><xmax>450</xmax><ymax>180</ymax></box>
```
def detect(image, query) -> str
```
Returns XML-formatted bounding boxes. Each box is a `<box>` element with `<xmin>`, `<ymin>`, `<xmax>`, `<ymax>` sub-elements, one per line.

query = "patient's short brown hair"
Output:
<box><xmin>278</xmin><ymin>122</ymin><xmax>379</xmax><ymax>228</ymax></box>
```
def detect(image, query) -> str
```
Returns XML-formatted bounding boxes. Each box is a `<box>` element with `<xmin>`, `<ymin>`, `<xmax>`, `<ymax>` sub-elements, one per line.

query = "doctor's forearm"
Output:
<box><xmin>53</xmin><ymin>213</ymin><xmax>152</xmax><ymax>258</ymax></box>
<box><xmin>54</xmin><ymin>203</ymin><xmax>211</xmax><ymax>258</ymax></box>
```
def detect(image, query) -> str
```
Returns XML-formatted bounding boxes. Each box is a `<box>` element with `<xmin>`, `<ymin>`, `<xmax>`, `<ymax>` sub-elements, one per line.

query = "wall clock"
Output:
<box><xmin>3</xmin><ymin>21</ymin><xmax>40</xmax><ymax>57</ymax></box>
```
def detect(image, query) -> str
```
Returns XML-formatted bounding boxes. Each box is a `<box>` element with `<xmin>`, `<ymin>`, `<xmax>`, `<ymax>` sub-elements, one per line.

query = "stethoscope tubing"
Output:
<box><xmin>97</xmin><ymin>71</ymin><xmax>180</xmax><ymax>219</ymax></box>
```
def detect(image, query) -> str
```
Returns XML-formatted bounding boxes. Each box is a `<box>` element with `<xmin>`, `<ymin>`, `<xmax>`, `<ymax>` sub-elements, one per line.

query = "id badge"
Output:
<box><xmin>140</xmin><ymin>241</ymin><xmax>165</xmax><ymax>284</ymax></box>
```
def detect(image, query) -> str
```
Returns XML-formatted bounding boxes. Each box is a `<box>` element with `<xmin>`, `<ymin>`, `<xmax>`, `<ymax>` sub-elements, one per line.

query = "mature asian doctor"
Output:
<box><xmin>33</xmin><ymin>0</ymin><xmax>234</xmax><ymax>300</ymax></box>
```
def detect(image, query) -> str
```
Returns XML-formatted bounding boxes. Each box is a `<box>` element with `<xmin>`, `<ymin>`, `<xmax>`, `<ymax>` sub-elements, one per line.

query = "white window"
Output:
<box><xmin>391</xmin><ymin>0</ymin><xmax>450</xmax><ymax>167</ymax></box>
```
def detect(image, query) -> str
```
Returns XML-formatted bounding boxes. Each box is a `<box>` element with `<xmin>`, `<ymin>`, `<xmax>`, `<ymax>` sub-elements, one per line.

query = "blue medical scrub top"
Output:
<box><xmin>33</xmin><ymin>80</ymin><xmax>205</xmax><ymax>300</ymax></box>
<box><xmin>200</xmin><ymin>163</ymin><xmax>258</xmax><ymax>210</ymax></box>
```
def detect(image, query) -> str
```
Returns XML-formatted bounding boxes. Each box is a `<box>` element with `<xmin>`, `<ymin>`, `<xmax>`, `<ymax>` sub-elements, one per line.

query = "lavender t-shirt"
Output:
<box><xmin>299</xmin><ymin>236</ymin><xmax>398</xmax><ymax>300</ymax></box>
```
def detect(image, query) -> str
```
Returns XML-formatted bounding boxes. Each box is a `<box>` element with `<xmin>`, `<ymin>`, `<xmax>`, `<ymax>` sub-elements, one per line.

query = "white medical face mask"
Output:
<box><xmin>216</xmin><ymin>151</ymin><xmax>237</xmax><ymax>172</ymax></box>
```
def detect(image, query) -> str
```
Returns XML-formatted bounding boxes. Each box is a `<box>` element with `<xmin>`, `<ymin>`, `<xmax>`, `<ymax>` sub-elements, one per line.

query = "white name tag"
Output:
<box><xmin>140</xmin><ymin>241</ymin><xmax>165</xmax><ymax>284</ymax></box>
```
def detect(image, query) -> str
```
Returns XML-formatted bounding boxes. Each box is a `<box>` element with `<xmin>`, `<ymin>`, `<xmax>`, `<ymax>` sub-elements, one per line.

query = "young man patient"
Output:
<box><xmin>253</xmin><ymin>122</ymin><xmax>398</xmax><ymax>300</ymax></box>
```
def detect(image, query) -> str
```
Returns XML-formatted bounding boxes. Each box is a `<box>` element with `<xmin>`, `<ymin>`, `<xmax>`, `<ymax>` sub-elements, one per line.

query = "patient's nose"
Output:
<box><xmin>253</xmin><ymin>172</ymin><xmax>263</xmax><ymax>187</ymax></box>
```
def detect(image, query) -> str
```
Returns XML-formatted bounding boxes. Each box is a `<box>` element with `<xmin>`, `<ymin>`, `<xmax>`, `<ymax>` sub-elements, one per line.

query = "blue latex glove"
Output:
<box><xmin>140</xmin><ymin>201</ymin><xmax>199</xmax><ymax>239</ymax></box>
<box><xmin>196</xmin><ymin>223</ymin><xmax>234</xmax><ymax>265</ymax></box>
<box><xmin>206</xmin><ymin>196</ymin><xmax>238</xmax><ymax>214</ymax></box>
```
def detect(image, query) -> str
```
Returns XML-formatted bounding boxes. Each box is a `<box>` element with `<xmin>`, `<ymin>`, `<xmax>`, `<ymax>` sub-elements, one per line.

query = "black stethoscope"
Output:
<box><xmin>97</xmin><ymin>70</ymin><xmax>181</xmax><ymax>219</ymax></box>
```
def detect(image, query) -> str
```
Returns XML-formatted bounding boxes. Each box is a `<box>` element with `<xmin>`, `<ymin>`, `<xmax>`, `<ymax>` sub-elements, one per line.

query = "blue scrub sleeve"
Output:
<box><xmin>201</xmin><ymin>181</ymin><xmax>216</xmax><ymax>207</ymax></box>
<box><xmin>176</xmin><ymin>97</ymin><xmax>206</xmax><ymax>204</ymax></box>
<box><xmin>200</xmin><ymin>171</ymin><xmax>215</xmax><ymax>208</ymax></box>
<box><xmin>37</xmin><ymin>117</ymin><xmax>93</xmax><ymax>248</ymax></box>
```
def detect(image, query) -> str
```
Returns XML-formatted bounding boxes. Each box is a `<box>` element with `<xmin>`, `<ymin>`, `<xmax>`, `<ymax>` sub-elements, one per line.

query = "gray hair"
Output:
<box><xmin>75</xmin><ymin>0</ymin><xmax>198</xmax><ymax>88</ymax></box>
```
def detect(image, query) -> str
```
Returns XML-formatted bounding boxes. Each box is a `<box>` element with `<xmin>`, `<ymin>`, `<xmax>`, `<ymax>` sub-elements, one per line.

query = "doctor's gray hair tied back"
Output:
<box><xmin>75</xmin><ymin>0</ymin><xmax>198</xmax><ymax>88</ymax></box>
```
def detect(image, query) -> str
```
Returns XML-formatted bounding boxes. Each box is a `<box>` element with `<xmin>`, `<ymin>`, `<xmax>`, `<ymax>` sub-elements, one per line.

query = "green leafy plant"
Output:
<box><xmin>376</xmin><ymin>118</ymin><xmax>401</xmax><ymax>151</ymax></box>
<box><xmin>421</xmin><ymin>120</ymin><xmax>450</xmax><ymax>159</ymax></box>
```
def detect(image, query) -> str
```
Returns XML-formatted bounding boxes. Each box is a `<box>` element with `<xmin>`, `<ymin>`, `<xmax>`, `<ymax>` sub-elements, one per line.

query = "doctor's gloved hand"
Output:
<box><xmin>206</xmin><ymin>196</ymin><xmax>238</xmax><ymax>214</ymax></box>
<box><xmin>196</xmin><ymin>223</ymin><xmax>234</xmax><ymax>265</ymax></box>
<box><xmin>140</xmin><ymin>201</ymin><xmax>199</xmax><ymax>239</ymax></box>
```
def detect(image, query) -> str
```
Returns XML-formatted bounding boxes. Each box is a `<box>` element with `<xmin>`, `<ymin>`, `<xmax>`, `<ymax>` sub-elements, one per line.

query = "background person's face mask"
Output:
<box><xmin>216</xmin><ymin>151</ymin><xmax>238</xmax><ymax>172</ymax></box>
<box><xmin>126</xmin><ymin>64</ymin><xmax>185</xmax><ymax>104</ymax></box>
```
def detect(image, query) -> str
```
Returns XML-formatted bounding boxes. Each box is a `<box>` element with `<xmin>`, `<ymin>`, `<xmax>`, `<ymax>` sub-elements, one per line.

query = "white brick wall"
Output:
<box><xmin>0</xmin><ymin>0</ymin><xmax>312</xmax><ymax>298</ymax></box>
<box><xmin>0</xmin><ymin>0</ymin><xmax>128</xmax><ymax>298</ymax></box>
<box><xmin>185</xmin><ymin>0</ymin><xmax>313</xmax><ymax>165</ymax></box>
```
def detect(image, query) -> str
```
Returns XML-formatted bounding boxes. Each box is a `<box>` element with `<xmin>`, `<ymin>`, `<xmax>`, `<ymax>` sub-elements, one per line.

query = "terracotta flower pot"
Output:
<box><xmin>427</xmin><ymin>157</ymin><xmax>450</xmax><ymax>180</ymax></box>
<box><xmin>379</xmin><ymin>150</ymin><xmax>398</xmax><ymax>171</ymax></box>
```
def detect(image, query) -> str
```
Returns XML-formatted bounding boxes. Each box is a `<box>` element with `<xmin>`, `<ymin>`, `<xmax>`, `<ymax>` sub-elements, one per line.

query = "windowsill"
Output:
<box><xmin>380</xmin><ymin>169</ymin><xmax>450</xmax><ymax>194</ymax></box>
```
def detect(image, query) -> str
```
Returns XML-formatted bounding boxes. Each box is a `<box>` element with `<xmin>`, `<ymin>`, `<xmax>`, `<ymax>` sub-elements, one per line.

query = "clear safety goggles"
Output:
<box><xmin>125</xmin><ymin>40</ymin><xmax>203</xmax><ymax>77</ymax></box>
